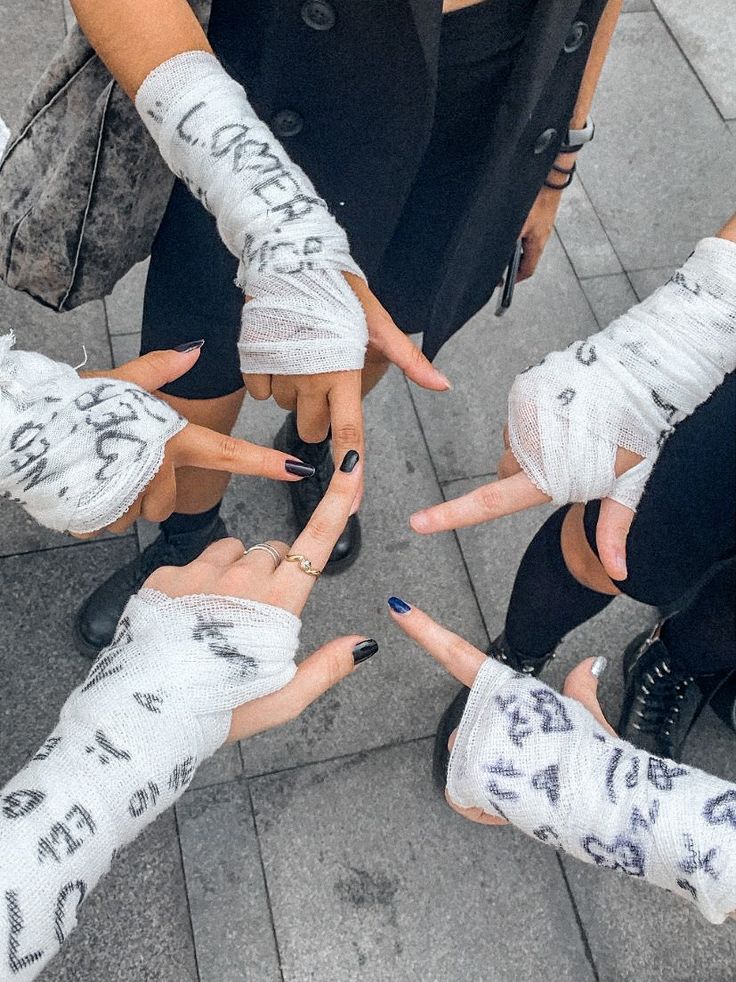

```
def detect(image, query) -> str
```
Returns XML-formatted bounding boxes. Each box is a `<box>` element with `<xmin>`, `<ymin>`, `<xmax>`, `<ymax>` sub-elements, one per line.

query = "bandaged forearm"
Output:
<box><xmin>135</xmin><ymin>52</ymin><xmax>368</xmax><ymax>376</ymax></box>
<box><xmin>508</xmin><ymin>236</ymin><xmax>736</xmax><ymax>507</ymax></box>
<box><xmin>0</xmin><ymin>589</ymin><xmax>299</xmax><ymax>980</ymax></box>
<box><xmin>448</xmin><ymin>660</ymin><xmax>736</xmax><ymax>923</ymax></box>
<box><xmin>0</xmin><ymin>334</ymin><xmax>185</xmax><ymax>534</ymax></box>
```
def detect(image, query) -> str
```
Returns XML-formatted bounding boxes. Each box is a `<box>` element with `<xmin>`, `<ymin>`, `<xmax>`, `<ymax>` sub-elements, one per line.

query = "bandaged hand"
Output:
<box><xmin>390</xmin><ymin>601</ymin><xmax>736</xmax><ymax>925</ymax></box>
<box><xmin>134</xmin><ymin>51</ymin><xmax>448</xmax><ymax>466</ymax></box>
<box><xmin>0</xmin><ymin>455</ymin><xmax>374</xmax><ymax>981</ymax></box>
<box><xmin>0</xmin><ymin>335</ymin><xmax>312</xmax><ymax>536</ymax></box>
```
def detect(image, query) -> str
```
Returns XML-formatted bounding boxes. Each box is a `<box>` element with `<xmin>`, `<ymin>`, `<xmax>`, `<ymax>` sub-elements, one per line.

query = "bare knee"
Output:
<box><xmin>561</xmin><ymin>505</ymin><xmax>621</xmax><ymax>597</ymax></box>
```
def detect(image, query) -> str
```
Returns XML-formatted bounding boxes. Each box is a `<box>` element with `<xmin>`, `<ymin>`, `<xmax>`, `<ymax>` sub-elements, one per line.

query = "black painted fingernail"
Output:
<box><xmin>340</xmin><ymin>449</ymin><xmax>360</xmax><ymax>473</ymax></box>
<box><xmin>388</xmin><ymin>596</ymin><xmax>411</xmax><ymax>614</ymax></box>
<box><xmin>285</xmin><ymin>459</ymin><xmax>316</xmax><ymax>478</ymax></box>
<box><xmin>174</xmin><ymin>339</ymin><xmax>205</xmax><ymax>352</ymax></box>
<box><xmin>352</xmin><ymin>639</ymin><xmax>379</xmax><ymax>664</ymax></box>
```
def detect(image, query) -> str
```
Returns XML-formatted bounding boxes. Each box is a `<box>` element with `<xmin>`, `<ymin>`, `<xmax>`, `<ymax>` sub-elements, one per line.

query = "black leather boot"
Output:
<box><xmin>618</xmin><ymin>621</ymin><xmax>734</xmax><ymax>761</ymax></box>
<box><xmin>273</xmin><ymin>413</ymin><xmax>361</xmax><ymax>572</ymax></box>
<box><xmin>432</xmin><ymin>632</ymin><xmax>556</xmax><ymax>791</ymax></box>
<box><xmin>74</xmin><ymin>515</ymin><xmax>229</xmax><ymax>658</ymax></box>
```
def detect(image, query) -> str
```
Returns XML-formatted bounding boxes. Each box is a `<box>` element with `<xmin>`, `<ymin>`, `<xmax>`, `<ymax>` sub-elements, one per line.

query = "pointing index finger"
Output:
<box><xmin>410</xmin><ymin>472</ymin><xmax>549</xmax><ymax>534</ymax></box>
<box><xmin>168</xmin><ymin>424</ymin><xmax>313</xmax><ymax>482</ymax></box>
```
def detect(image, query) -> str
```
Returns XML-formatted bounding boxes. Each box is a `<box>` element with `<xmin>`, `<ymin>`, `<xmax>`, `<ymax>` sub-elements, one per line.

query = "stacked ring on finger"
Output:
<box><xmin>245</xmin><ymin>543</ymin><xmax>284</xmax><ymax>567</ymax></box>
<box><xmin>284</xmin><ymin>554</ymin><xmax>322</xmax><ymax>577</ymax></box>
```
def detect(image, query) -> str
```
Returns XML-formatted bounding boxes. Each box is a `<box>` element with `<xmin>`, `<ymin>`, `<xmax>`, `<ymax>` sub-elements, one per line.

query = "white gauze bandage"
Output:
<box><xmin>448</xmin><ymin>659</ymin><xmax>736</xmax><ymax>923</ymax></box>
<box><xmin>0</xmin><ymin>588</ymin><xmax>300</xmax><ymax>981</ymax></box>
<box><xmin>508</xmin><ymin>237</ymin><xmax>736</xmax><ymax>508</ymax></box>
<box><xmin>0</xmin><ymin>333</ymin><xmax>186</xmax><ymax>534</ymax></box>
<box><xmin>135</xmin><ymin>52</ymin><xmax>368</xmax><ymax>376</ymax></box>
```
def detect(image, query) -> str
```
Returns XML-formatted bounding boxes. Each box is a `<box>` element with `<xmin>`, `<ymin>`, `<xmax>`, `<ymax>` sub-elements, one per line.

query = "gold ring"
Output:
<box><xmin>245</xmin><ymin>543</ymin><xmax>283</xmax><ymax>566</ymax></box>
<box><xmin>284</xmin><ymin>553</ymin><xmax>322</xmax><ymax>577</ymax></box>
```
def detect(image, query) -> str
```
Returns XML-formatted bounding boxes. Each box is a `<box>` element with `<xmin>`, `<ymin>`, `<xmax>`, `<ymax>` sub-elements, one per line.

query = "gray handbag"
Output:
<box><xmin>0</xmin><ymin>4</ymin><xmax>210</xmax><ymax>312</ymax></box>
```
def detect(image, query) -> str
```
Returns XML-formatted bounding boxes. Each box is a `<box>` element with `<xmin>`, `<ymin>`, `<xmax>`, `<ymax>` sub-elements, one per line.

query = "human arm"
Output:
<box><xmin>389</xmin><ymin>601</ymin><xmax>736</xmax><ymax>924</ymax></box>
<box><xmin>0</xmin><ymin>456</ymin><xmax>372</xmax><ymax>980</ymax></box>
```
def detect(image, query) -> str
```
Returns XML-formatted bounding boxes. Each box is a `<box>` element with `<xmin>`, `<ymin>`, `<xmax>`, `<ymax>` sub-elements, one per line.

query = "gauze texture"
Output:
<box><xmin>508</xmin><ymin>236</ymin><xmax>736</xmax><ymax>508</ymax></box>
<box><xmin>0</xmin><ymin>589</ymin><xmax>300</xmax><ymax>980</ymax></box>
<box><xmin>135</xmin><ymin>51</ymin><xmax>368</xmax><ymax>376</ymax></box>
<box><xmin>448</xmin><ymin>659</ymin><xmax>736</xmax><ymax>924</ymax></box>
<box><xmin>0</xmin><ymin>333</ymin><xmax>186</xmax><ymax>533</ymax></box>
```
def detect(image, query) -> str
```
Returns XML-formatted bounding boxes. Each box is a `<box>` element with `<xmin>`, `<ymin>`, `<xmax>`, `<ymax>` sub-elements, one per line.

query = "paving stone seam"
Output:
<box><xmin>173</xmin><ymin>806</ymin><xmax>204</xmax><ymax>982</ymax></box>
<box><xmin>555</xmin><ymin>853</ymin><xmax>602</xmax><ymax>982</ymax></box>
<box><xmin>246</xmin><ymin>780</ymin><xmax>287</xmax><ymax>982</ymax></box>
<box><xmin>648</xmin><ymin>3</ymin><xmax>730</xmax><ymax>123</ymax></box>
<box><xmin>0</xmin><ymin>531</ymin><xmax>136</xmax><ymax>562</ymax></box>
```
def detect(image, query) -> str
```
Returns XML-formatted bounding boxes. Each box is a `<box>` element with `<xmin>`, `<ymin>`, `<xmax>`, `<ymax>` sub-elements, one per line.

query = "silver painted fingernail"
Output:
<box><xmin>591</xmin><ymin>656</ymin><xmax>608</xmax><ymax>679</ymax></box>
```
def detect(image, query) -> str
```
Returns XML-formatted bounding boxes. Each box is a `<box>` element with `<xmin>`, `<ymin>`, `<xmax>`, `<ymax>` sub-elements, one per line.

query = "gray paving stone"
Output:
<box><xmin>44</xmin><ymin>812</ymin><xmax>198</xmax><ymax>982</ymax></box>
<box><xmin>189</xmin><ymin>741</ymin><xmax>243</xmax><ymax>791</ymax></box>
<box><xmin>111</xmin><ymin>330</ymin><xmax>142</xmax><ymax>368</ymax></box>
<box><xmin>251</xmin><ymin>741</ymin><xmax>595</xmax><ymax>982</ymax></box>
<box><xmin>177</xmin><ymin>781</ymin><xmax>281</xmax><ymax>982</ymax></box>
<box><xmin>0</xmin><ymin>539</ymin><xmax>138</xmax><ymax>775</ymax></box>
<box><xmin>211</xmin><ymin>369</ymin><xmax>488</xmax><ymax>776</ymax></box>
<box><xmin>578</xmin><ymin>12</ymin><xmax>736</xmax><ymax>271</ymax></box>
<box><xmin>622</xmin><ymin>0</ymin><xmax>652</xmax><ymax>9</ymax></box>
<box><xmin>0</xmin><ymin>0</ymin><xmax>65</xmax><ymax>130</ymax></box>
<box><xmin>2</xmin><ymin>279</ymin><xmax>111</xmax><ymax>370</ymax></box>
<box><xmin>105</xmin><ymin>260</ymin><xmax>149</xmax><ymax>336</ymax></box>
<box><xmin>629</xmin><ymin>266</ymin><xmax>677</xmax><ymax>301</ymax></box>
<box><xmin>412</xmin><ymin>232</ymin><xmax>597</xmax><ymax>483</ymax></box>
<box><xmin>555</xmin><ymin>176</ymin><xmax>622</xmax><ymax>279</ymax></box>
<box><xmin>580</xmin><ymin>272</ymin><xmax>638</xmax><ymax>328</ymax></box>
<box><xmin>561</xmin><ymin>841</ymin><xmax>736</xmax><ymax>982</ymax></box>
<box><xmin>654</xmin><ymin>0</ymin><xmax>736</xmax><ymax>119</ymax></box>
<box><xmin>61</xmin><ymin>0</ymin><xmax>76</xmax><ymax>31</ymax></box>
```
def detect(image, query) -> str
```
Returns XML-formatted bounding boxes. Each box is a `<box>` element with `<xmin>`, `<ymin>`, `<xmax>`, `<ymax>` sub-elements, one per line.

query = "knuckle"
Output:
<box><xmin>307</xmin><ymin>517</ymin><xmax>333</xmax><ymax>543</ymax></box>
<box><xmin>475</xmin><ymin>484</ymin><xmax>502</xmax><ymax>517</ymax></box>
<box><xmin>217</xmin><ymin>435</ymin><xmax>241</xmax><ymax>465</ymax></box>
<box><xmin>333</xmin><ymin>422</ymin><xmax>362</xmax><ymax>447</ymax></box>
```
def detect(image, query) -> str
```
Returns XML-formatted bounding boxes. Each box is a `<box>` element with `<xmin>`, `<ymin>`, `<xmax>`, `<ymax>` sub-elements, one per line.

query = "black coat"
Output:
<box><xmin>208</xmin><ymin>0</ymin><xmax>607</xmax><ymax>357</ymax></box>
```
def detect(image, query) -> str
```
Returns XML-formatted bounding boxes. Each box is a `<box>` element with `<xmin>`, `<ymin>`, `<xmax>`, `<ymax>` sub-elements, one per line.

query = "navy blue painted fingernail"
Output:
<box><xmin>388</xmin><ymin>596</ymin><xmax>411</xmax><ymax>614</ymax></box>
<box><xmin>352</xmin><ymin>639</ymin><xmax>379</xmax><ymax>664</ymax></box>
<box><xmin>285</xmin><ymin>459</ymin><xmax>316</xmax><ymax>478</ymax></box>
<box><xmin>340</xmin><ymin>450</ymin><xmax>360</xmax><ymax>473</ymax></box>
<box><xmin>174</xmin><ymin>339</ymin><xmax>205</xmax><ymax>352</ymax></box>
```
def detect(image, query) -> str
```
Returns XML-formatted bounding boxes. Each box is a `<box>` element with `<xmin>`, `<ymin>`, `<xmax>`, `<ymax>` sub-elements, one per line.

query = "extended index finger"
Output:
<box><xmin>327</xmin><ymin>371</ymin><xmax>365</xmax><ymax>512</ymax></box>
<box><xmin>275</xmin><ymin>451</ymin><xmax>363</xmax><ymax>611</ymax></box>
<box><xmin>168</xmin><ymin>424</ymin><xmax>312</xmax><ymax>482</ymax></box>
<box><xmin>410</xmin><ymin>472</ymin><xmax>549</xmax><ymax>534</ymax></box>
<box><xmin>387</xmin><ymin>601</ymin><xmax>487</xmax><ymax>688</ymax></box>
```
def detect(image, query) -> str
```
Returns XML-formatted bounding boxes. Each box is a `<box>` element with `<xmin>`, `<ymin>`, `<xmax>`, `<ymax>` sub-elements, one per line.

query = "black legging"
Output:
<box><xmin>504</xmin><ymin>372</ymin><xmax>736</xmax><ymax>677</ymax></box>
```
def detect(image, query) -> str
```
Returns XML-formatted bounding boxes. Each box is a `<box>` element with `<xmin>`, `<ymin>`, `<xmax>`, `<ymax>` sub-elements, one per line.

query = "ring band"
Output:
<box><xmin>245</xmin><ymin>543</ymin><xmax>283</xmax><ymax>566</ymax></box>
<box><xmin>284</xmin><ymin>553</ymin><xmax>322</xmax><ymax>577</ymax></box>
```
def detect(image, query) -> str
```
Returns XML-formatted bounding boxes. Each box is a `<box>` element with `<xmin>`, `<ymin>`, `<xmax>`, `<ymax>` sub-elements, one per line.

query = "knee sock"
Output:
<box><xmin>160</xmin><ymin>501</ymin><xmax>222</xmax><ymax>537</ymax></box>
<box><xmin>504</xmin><ymin>506</ymin><xmax>615</xmax><ymax>659</ymax></box>
<box><xmin>661</xmin><ymin>560</ymin><xmax>736</xmax><ymax>677</ymax></box>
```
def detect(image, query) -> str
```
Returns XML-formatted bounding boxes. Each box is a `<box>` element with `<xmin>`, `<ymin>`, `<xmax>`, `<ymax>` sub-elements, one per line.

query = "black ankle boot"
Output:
<box><xmin>618</xmin><ymin>621</ymin><xmax>733</xmax><ymax>761</ymax></box>
<box><xmin>74</xmin><ymin>515</ymin><xmax>229</xmax><ymax>658</ymax></box>
<box><xmin>432</xmin><ymin>633</ymin><xmax>556</xmax><ymax>792</ymax></box>
<box><xmin>273</xmin><ymin>413</ymin><xmax>361</xmax><ymax>572</ymax></box>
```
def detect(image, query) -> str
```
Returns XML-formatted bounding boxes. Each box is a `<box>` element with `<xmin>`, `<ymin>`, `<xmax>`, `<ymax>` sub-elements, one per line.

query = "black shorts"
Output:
<box><xmin>140</xmin><ymin>0</ymin><xmax>531</xmax><ymax>399</ymax></box>
<box><xmin>583</xmin><ymin>371</ymin><xmax>736</xmax><ymax>607</ymax></box>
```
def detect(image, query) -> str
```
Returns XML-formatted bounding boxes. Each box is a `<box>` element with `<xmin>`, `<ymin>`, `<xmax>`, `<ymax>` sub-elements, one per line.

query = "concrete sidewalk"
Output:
<box><xmin>1</xmin><ymin>3</ymin><xmax>735</xmax><ymax>980</ymax></box>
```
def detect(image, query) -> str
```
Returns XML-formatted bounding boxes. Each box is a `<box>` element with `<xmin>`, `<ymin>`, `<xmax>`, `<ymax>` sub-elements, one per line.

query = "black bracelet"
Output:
<box><xmin>559</xmin><ymin>141</ymin><xmax>584</xmax><ymax>154</ymax></box>
<box><xmin>550</xmin><ymin>160</ymin><xmax>577</xmax><ymax>177</ymax></box>
<box><xmin>544</xmin><ymin>162</ymin><xmax>576</xmax><ymax>191</ymax></box>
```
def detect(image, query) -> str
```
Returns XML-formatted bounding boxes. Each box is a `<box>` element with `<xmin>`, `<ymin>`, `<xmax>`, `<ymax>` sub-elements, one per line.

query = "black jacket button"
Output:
<box><xmin>533</xmin><ymin>127</ymin><xmax>558</xmax><ymax>155</ymax></box>
<box><xmin>563</xmin><ymin>21</ymin><xmax>589</xmax><ymax>53</ymax></box>
<box><xmin>272</xmin><ymin>109</ymin><xmax>304</xmax><ymax>138</ymax></box>
<box><xmin>301</xmin><ymin>0</ymin><xmax>336</xmax><ymax>31</ymax></box>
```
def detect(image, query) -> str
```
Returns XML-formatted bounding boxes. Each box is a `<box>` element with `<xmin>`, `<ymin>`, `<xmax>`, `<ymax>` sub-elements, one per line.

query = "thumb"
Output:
<box><xmin>227</xmin><ymin>635</ymin><xmax>377</xmax><ymax>741</ymax></box>
<box><xmin>562</xmin><ymin>657</ymin><xmax>617</xmax><ymax>736</ymax></box>
<box><xmin>596</xmin><ymin>497</ymin><xmax>635</xmax><ymax>582</ymax></box>
<box><xmin>81</xmin><ymin>342</ymin><xmax>204</xmax><ymax>392</ymax></box>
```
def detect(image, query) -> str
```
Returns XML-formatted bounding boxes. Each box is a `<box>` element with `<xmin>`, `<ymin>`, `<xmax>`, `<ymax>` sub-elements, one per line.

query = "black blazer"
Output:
<box><xmin>209</xmin><ymin>0</ymin><xmax>608</xmax><ymax>356</ymax></box>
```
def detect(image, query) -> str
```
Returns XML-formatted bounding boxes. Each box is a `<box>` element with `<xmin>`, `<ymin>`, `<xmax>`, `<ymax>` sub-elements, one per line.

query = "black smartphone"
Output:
<box><xmin>495</xmin><ymin>238</ymin><xmax>523</xmax><ymax>317</ymax></box>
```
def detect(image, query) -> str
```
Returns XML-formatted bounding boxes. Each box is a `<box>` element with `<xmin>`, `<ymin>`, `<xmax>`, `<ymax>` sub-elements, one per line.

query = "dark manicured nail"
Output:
<box><xmin>352</xmin><ymin>639</ymin><xmax>379</xmax><ymax>664</ymax></box>
<box><xmin>340</xmin><ymin>449</ymin><xmax>360</xmax><ymax>473</ymax></box>
<box><xmin>285</xmin><ymin>459</ymin><xmax>316</xmax><ymax>478</ymax></box>
<box><xmin>388</xmin><ymin>596</ymin><xmax>411</xmax><ymax>614</ymax></box>
<box><xmin>174</xmin><ymin>339</ymin><xmax>205</xmax><ymax>352</ymax></box>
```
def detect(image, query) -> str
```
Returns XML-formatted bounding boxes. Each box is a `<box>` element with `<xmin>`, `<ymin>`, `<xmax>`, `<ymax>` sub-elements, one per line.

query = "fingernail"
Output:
<box><xmin>174</xmin><ymin>339</ymin><xmax>205</xmax><ymax>353</ymax></box>
<box><xmin>388</xmin><ymin>596</ymin><xmax>411</xmax><ymax>614</ymax></box>
<box><xmin>340</xmin><ymin>449</ymin><xmax>360</xmax><ymax>473</ymax></box>
<box><xmin>352</xmin><ymin>639</ymin><xmax>379</xmax><ymax>664</ymax></box>
<box><xmin>437</xmin><ymin>372</ymin><xmax>453</xmax><ymax>391</ymax></box>
<box><xmin>409</xmin><ymin>512</ymin><xmax>429</xmax><ymax>533</ymax></box>
<box><xmin>285</xmin><ymin>459</ymin><xmax>316</xmax><ymax>478</ymax></box>
<box><xmin>614</xmin><ymin>551</ymin><xmax>628</xmax><ymax>579</ymax></box>
<box><xmin>591</xmin><ymin>656</ymin><xmax>608</xmax><ymax>679</ymax></box>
